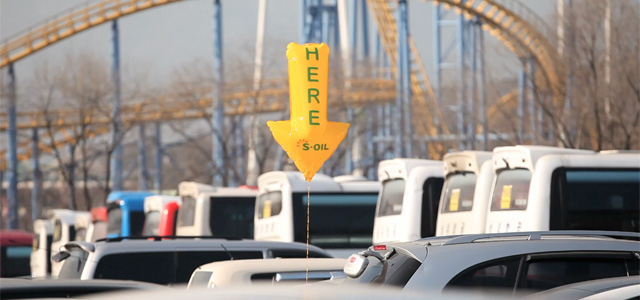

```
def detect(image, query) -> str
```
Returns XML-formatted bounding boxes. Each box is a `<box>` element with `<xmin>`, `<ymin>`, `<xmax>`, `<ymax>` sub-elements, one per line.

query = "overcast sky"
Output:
<box><xmin>1</xmin><ymin>0</ymin><xmax>556</xmax><ymax>102</ymax></box>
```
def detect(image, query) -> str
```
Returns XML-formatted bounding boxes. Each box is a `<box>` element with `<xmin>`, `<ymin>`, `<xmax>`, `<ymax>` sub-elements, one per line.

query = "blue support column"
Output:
<box><xmin>360</xmin><ymin>0</ymin><xmax>369</xmax><ymax>58</ymax></box>
<box><xmin>433</xmin><ymin>5</ymin><xmax>442</xmax><ymax>126</ymax></box>
<box><xmin>397</xmin><ymin>0</ymin><xmax>412</xmax><ymax>157</ymax></box>
<box><xmin>110</xmin><ymin>19</ymin><xmax>123</xmax><ymax>191</ymax></box>
<box><xmin>154</xmin><ymin>122</ymin><xmax>162</xmax><ymax>191</ymax></box>
<box><xmin>137</xmin><ymin>124</ymin><xmax>149</xmax><ymax>190</ymax></box>
<box><xmin>212</xmin><ymin>0</ymin><xmax>225</xmax><ymax>186</ymax></box>
<box><xmin>31</xmin><ymin>128</ymin><xmax>42</xmax><ymax>221</ymax></box>
<box><xmin>456</xmin><ymin>13</ymin><xmax>466</xmax><ymax>150</ymax></box>
<box><xmin>5</xmin><ymin>63</ymin><xmax>18</xmax><ymax>229</ymax></box>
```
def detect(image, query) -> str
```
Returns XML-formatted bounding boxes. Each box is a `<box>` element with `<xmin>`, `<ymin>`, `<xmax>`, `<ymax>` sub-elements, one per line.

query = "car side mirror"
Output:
<box><xmin>52</xmin><ymin>251</ymin><xmax>70</xmax><ymax>262</ymax></box>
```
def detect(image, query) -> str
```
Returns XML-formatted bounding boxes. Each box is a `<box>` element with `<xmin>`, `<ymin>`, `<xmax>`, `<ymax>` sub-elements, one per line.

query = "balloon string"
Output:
<box><xmin>306</xmin><ymin>182</ymin><xmax>310</xmax><ymax>284</ymax></box>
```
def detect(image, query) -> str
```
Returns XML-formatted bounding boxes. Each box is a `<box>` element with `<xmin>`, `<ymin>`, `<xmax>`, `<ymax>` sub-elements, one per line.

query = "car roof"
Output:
<box><xmin>0</xmin><ymin>230</ymin><xmax>34</xmax><ymax>245</ymax></box>
<box><xmin>196</xmin><ymin>257</ymin><xmax>346</xmax><ymax>273</ymax></box>
<box><xmin>65</xmin><ymin>238</ymin><xmax>331</xmax><ymax>256</ymax></box>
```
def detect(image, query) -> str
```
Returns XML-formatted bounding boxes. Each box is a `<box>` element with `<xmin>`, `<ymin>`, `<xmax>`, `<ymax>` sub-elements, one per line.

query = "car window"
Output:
<box><xmin>446</xmin><ymin>256</ymin><xmax>522</xmax><ymax>293</ymax></box>
<box><xmin>94</xmin><ymin>252</ymin><xmax>174</xmax><ymax>284</ymax></box>
<box><xmin>519</xmin><ymin>256</ymin><xmax>634</xmax><ymax>293</ymax></box>
<box><xmin>189</xmin><ymin>271</ymin><xmax>213</xmax><ymax>288</ymax></box>
<box><xmin>58</xmin><ymin>249</ymin><xmax>89</xmax><ymax>279</ymax></box>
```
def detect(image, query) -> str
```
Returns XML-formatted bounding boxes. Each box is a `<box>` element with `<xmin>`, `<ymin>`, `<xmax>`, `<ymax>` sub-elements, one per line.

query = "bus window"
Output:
<box><xmin>143</xmin><ymin>211</ymin><xmax>162</xmax><ymax>236</ymax></box>
<box><xmin>178</xmin><ymin>196</ymin><xmax>196</xmax><ymax>227</ymax></box>
<box><xmin>550</xmin><ymin>168</ymin><xmax>640</xmax><ymax>232</ymax></box>
<box><xmin>377</xmin><ymin>179</ymin><xmax>405</xmax><ymax>217</ymax></box>
<box><xmin>293</xmin><ymin>193</ymin><xmax>377</xmax><ymax>249</ymax></box>
<box><xmin>257</xmin><ymin>191</ymin><xmax>283</xmax><ymax>219</ymax></box>
<box><xmin>421</xmin><ymin>177</ymin><xmax>444</xmax><ymax>238</ymax></box>
<box><xmin>441</xmin><ymin>173</ymin><xmax>477</xmax><ymax>213</ymax></box>
<box><xmin>53</xmin><ymin>220</ymin><xmax>76</xmax><ymax>243</ymax></box>
<box><xmin>209</xmin><ymin>197</ymin><xmax>255</xmax><ymax>239</ymax></box>
<box><xmin>491</xmin><ymin>169</ymin><xmax>531</xmax><ymax>211</ymax></box>
<box><xmin>129</xmin><ymin>211</ymin><xmax>146</xmax><ymax>237</ymax></box>
<box><xmin>107</xmin><ymin>205</ymin><xmax>122</xmax><ymax>236</ymax></box>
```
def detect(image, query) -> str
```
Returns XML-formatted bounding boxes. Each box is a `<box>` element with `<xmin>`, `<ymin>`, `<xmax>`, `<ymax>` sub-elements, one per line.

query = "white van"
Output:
<box><xmin>30</xmin><ymin>219</ymin><xmax>53</xmax><ymax>277</ymax></box>
<box><xmin>48</xmin><ymin>209</ymin><xmax>90</xmax><ymax>277</ymax></box>
<box><xmin>176</xmin><ymin>182</ymin><xmax>257</xmax><ymax>238</ymax></box>
<box><xmin>255</xmin><ymin>171</ymin><xmax>379</xmax><ymax>258</ymax></box>
<box><xmin>142</xmin><ymin>195</ymin><xmax>181</xmax><ymax>236</ymax></box>
<box><xmin>436</xmin><ymin>151</ymin><xmax>493</xmax><ymax>236</ymax></box>
<box><xmin>372</xmin><ymin>159</ymin><xmax>444</xmax><ymax>244</ymax></box>
<box><xmin>485</xmin><ymin>145</ymin><xmax>640</xmax><ymax>233</ymax></box>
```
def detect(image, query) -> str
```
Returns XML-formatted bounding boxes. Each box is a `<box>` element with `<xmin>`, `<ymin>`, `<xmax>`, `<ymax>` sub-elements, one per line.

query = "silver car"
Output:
<box><xmin>343</xmin><ymin>231</ymin><xmax>640</xmax><ymax>296</ymax></box>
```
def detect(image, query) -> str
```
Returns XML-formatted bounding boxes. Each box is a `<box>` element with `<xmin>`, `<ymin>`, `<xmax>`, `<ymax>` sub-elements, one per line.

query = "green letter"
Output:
<box><xmin>306</xmin><ymin>47</ymin><xmax>319</xmax><ymax>60</ymax></box>
<box><xmin>308</xmin><ymin>88</ymin><xmax>320</xmax><ymax>103</ymax></box>
<box><xmin>307</xmin><ymin>67</ymin><xmax>319</xmax><ymax>82</ymax></box>
<box><xmin>303</xmin><ymin>143</ymin><xmax>309</xmax><ymax>150</ymax></box>
<box><xmin>309</xmin><ymin>110</ymin><xmax>320</xmax><ymax>125</ymax></box>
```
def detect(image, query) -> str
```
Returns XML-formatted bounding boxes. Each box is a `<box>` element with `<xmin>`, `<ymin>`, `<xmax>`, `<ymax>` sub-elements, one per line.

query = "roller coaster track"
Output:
<box><xmin>432</xmin><ymin>0</ymin><xmax>564</xmax><ymax>103</ymax></box>
<box><xmin>367</xmin><ymin>0</ymin><xmax>451</xmax><ymax>158</ymax></box>
<box><xmin>0</xmin><ymin>0</ymin><xmax>185</xmax><ymax>68</ymax></box>
<box><xmin>0</xmin><ymin>78</ymin><xmax>396</xmax><ymax>170</ymax></box>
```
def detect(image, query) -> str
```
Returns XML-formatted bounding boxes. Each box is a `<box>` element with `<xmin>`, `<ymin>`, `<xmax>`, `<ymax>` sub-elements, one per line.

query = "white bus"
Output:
<box><xmin>176</xmin><ymin>182</ymin><xmax>258</xmax><ymax>238</ymax></box>
<box><xmin>255</xmin><ymin>171</ymin><xmax>380</xmax><ymax>258</ymax></box>
<box><xmin>47</xmin><ymin>209</ymin><xmax>90</xmax><ymax>277</ymax></box>
<box><xmin>73</xmin><ymin>213</ymin><xmax>92</xmax><ymax>242</ymax></box>
<box><xmin>487</xmin><ymin>149</ymin><xmax>640</xmax><ymax>233</ymax></box>
<box><xmin>373</xmin><ymin>159</ymin><xmax>444</xmax><ymax>244</ymax></box>
<box><xmin>30</xmin><ymin>219</ymin><xmax>53</xmax><ymax>277</ymax></box>
<box><xmin>142</xmin><ymin>195</ymin><xmax>181</xmax><ymax>236</ymax></box>
<box><xmin>436</xmin><ymin>151</ymin><xmax>494</xmax><ymax>236</ymax></box>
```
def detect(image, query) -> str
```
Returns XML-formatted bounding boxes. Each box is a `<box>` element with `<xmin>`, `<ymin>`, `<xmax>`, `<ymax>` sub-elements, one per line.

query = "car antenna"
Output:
<box><xmin>221</xmin><ymin>244</ymin><xmax>234</xmax><ymax>260</ymax></box>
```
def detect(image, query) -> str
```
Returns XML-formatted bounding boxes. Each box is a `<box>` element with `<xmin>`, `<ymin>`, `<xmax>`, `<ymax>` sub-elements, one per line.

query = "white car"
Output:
<box><xmin>54</xmin><ymin>237</ymin><xmax>331</xmax><ymax>285</ymax></box>
<box><xmin>188</xmin><ymin>258</ymin><xmax>347</xmax><ymax>289</ymax></box>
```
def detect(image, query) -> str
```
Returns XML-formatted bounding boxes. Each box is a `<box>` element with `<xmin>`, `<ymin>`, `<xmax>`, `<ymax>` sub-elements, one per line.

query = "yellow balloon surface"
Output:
<box><xmin>267</xmin><ymin>43</ymin><xmax>350</xmax><ymax>181</ymax></box>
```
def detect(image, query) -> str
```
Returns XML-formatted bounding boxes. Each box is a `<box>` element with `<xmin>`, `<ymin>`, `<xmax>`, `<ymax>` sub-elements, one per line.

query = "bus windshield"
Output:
<box><xmin>107</xmin><ymin>204</ymin><xmax>122</xmax><ymax>236</ymax></box>
<box><xmin>292</xmin><ymin>192</ymin><xmax>378</xmax><ymax>249</ymax></box>
<box><xmin>491</xmin><ymin>169</ymin><xmax>531</xmax><ymax>211</ymax></box>
<box><xmin>441</xmin><ymin>172</ymin><xmax>477</xmax><ymax>213</ymax></box>
<box><xmin>209</xmin><ymin>197</ymin><xmax>255</xmax><ymax>239</ymax></box>
<box><xmin>142</xmin><ymin>211</ymin><xmax>161</xmax><ymax>236</ymax></box>
<box><xmin>377</xmin><ymin>179</ymin><xmax>405</xmax><ymax>217</ymax></box>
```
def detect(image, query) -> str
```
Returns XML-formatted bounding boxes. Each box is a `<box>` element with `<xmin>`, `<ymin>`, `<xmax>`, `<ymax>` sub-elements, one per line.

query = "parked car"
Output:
<box><xmin>0</xmin><ymin>230</ymin><xmax>33</xmax><ymax>277</ymax></box>
<box><xmin>187</xmin><ymin>258</ymin><xmax>346</xmax><ymax>289</ymax></box>
<box><xmin>524</xmin><ymin>275</ymin><xmax>640</xmax><ymax>300</ymax></box>
<box><xmin>343</xmin><ymin>231</ymin><xmax>639</xmax><ymax>296</ymax></box>
<box><xmin>0</xmin><ymin>277</ymin><xmax>166</xmax><ymax>299</ymax></box>
<box><xmin>54</xmin><ymin>237</ymin><xmax>332</xmax><ymax>285</ymax></box>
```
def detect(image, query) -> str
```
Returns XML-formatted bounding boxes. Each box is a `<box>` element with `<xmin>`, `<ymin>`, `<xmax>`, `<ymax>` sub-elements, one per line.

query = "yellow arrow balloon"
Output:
<box><xmin>267</xmin><ymin>42</ymin><xmax>350</xmax><ymax>182</ymax></box>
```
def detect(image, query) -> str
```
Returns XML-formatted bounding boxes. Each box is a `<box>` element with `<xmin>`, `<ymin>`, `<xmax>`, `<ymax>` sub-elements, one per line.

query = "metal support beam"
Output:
<box><xmin>212</xmin><ymin>0</ymin><xmax>225</xmax><ymax>186</ymax></box>
<box><xmin>517</xmin><ymin>66</ymin><xmax>526</xmax><ymax>143</ymax></box>
<box><xmin>5</xmin><ymin>63</ymin><xmax>18</xmax><ymax>229</ymax></box>
<box><xmin>479</xmin><ymin>28</ymin><xmax>488</xmax><ymax>150</ymax></box>
<box><xmin>110</xmin><ymin>19</ymin><xmax>123</xmax><ymax>191</ymax></box>
<box><xmin>247</xmin><ymin>0</ymin><xmax>266</xmax><ymax>186</ymax></box>
<box><xmin>68</xmin><ymin>143</ymin><xmax>76</xmax><ymax>210</ymax></box>
<box><xmin>456</xmin><ymin>13</ymin><xmax>466</xmax><ymax>150</ymax></box>
<box><xmin>31</xmin><ymin>128</ymin><xmax>42</xmax><ymax>221</ymax></box>
<box><xmin>527</xmin><ymin>59</ymin><xmax>536</xmax><ymax>144</ymax></box>
<box><xmin>154</xmin><ymin>122</ymin><xmax>162</xmax><ymax>191</ymax></box>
